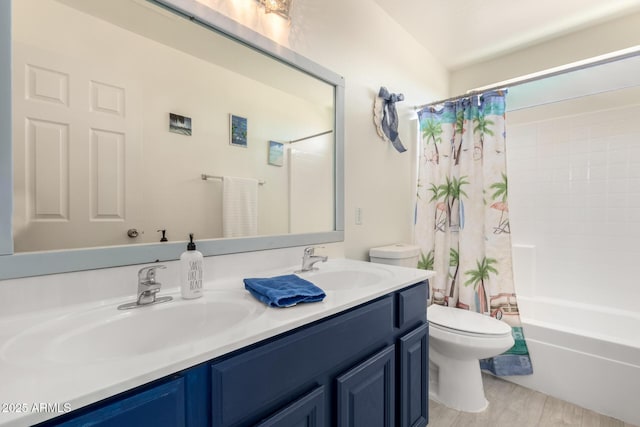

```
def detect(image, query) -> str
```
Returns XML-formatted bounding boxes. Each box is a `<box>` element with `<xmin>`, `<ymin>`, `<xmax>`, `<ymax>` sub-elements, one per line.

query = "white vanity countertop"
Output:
<box><xmin>0</xmin><ymin>258</ymin><xmax>433</xmax><ymax>426</ymax></box>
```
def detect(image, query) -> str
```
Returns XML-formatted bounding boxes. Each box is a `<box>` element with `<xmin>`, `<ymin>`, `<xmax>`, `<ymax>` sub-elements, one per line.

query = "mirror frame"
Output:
<box><xmin>0</xmin><ymin>0</ymin><xmax>345</xmax><ymax>280</ymax></box>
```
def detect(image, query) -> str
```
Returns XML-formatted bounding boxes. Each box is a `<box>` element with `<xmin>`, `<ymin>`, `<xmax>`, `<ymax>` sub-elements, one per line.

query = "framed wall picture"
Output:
<box><xmin>169</xmin><ymin>113</ymin><xmax>192</xmax><ymax>136</ymax></box>
<box><xmin>268</xmin><ymin>141</ymin><xmax>284</xmax><ymax>166</ymax></box>
<box><xmin>230</xmin><ymin>114</ymin><xmax>248</xmax><ymax>147</ymax></box>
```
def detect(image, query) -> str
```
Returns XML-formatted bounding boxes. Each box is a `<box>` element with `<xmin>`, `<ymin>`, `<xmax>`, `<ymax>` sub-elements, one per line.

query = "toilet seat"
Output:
<box><xmin>429</xmin><ymin>322</ymin><xmax>512</xmax><ymax>339</ymax></box>
<box><xmin>428</xmin><ymin>304</ymin><xmax>511</xmax><ymax>337</ymax></box>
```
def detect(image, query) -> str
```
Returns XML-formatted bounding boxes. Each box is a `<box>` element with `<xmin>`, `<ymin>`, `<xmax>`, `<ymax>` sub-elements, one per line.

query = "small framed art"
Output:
<box><xmin>230</xmin><ymin>114</ymin><xmax>248</xmax><ymax>147</ymax></box>
<box><xmin>169</xmin><ymin>113</ymin><xmax>192</xmax><ymax>136</ymax></box>
<box><xmin>268</xmin><ymin>141</ymin><xmax>284</xmax><ymax>166</ymax></box>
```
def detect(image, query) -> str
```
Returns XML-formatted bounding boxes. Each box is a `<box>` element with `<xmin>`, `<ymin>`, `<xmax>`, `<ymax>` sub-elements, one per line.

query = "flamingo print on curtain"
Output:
<box><xmin>415</xmin><ymin>90</ymin><xmax>532</xmax><ymax>375</ymax></box>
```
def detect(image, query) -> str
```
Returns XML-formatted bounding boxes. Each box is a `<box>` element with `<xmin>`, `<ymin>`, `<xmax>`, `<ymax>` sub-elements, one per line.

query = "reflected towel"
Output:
<box><xmin>223</xmin><ymin>176</ymin><xmax>258</xmax><ymax>237</ymax></box>
<box><xmin>244</xmin><ymin>274</ymin><xmax>326</xmax><ymax>308</ymax></box>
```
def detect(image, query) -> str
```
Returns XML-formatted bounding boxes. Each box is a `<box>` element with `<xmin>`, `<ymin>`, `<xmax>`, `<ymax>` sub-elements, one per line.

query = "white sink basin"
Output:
<box><xmin>296</xmin><ymin>261</ymin><xmax>394</xmax><ymax>291</ymax></box>
<box><xmin>1</xmin><ymin>290</ymin><xmax>265</xmax><ymax>364</ymax></box>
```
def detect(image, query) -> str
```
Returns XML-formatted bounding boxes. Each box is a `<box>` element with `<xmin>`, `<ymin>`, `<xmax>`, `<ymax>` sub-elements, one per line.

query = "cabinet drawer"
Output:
<box><xmin>396</xmin><ymin>282</ymin><xmax>427</xmax><ymax>329</ymax></box>
<box><xmin>51</xmin><ymin>378</ymin><xmax>186</xmax><ymax>427</ymax></box>
<box><xmin>210</xmin><ymin>296</ymin><xmax>394</xmax><ymax>426</ymax></box>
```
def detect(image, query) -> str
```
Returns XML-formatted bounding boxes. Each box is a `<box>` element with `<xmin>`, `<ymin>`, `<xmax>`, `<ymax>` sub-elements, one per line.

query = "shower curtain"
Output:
<box><xmin>415</xmin><ymin>90</ymin><xmax>532</xmax><ymax>375</ymax></box>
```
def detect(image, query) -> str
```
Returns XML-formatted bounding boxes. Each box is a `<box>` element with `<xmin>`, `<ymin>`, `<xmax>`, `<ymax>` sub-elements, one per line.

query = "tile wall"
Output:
<box><xmin>507</xmin><ymin>96</ymin><xmax>640</xmax><ymax>312</ymax></box>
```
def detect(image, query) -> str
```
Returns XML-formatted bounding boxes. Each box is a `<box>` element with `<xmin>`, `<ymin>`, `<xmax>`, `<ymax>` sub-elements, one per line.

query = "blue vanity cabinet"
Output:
<box><xmin>36</xmin><ymin>281</ymin><xmax>429</xmax><ymax>427</ymax></box>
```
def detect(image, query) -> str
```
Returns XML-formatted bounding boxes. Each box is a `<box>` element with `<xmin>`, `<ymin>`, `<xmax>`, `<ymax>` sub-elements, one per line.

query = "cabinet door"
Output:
<box><xmin>256</xmin><ymin>386</ymin><xmax>325</xmax><ymax>427</ymax></box>
<box><xmin>336</xmin><ymin>345</ymin><xmax>395</xmax><ymax>427</ymax></box>
<box><xmin>53</xmin><ymin>378</ymin><xmax>186</xmax><ymax>427</ymax></box>
<box><xmin>399</xmin><ymin>324</ymin><xmax>428</xmax><ymax>427</ymax></box>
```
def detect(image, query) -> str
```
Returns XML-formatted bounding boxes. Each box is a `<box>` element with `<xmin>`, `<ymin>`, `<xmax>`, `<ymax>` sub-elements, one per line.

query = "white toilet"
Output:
<box><xmin>427</xmin><ymin>304</ymin><xmax>514</xmax><ymax>412</ymax></box>
<box><xmin>369</xmin><ymin>243</ymin><xmax>514</xmax><ymax>413</ymax></box>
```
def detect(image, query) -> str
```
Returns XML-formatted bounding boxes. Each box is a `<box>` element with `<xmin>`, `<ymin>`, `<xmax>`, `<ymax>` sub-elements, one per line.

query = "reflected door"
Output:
<box><xmin>13</xmin><ymin>44</ymin><xmax>143</xmax><ymax>251</ymax></box>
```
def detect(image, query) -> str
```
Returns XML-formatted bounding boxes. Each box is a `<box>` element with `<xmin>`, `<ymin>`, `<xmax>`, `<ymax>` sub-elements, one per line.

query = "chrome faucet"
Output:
<box><xmin>118</xmin><ymin>265</ymin><xmax>173</xmax><ymax>310</ymax></box>
<box><xmin>297</xmin><ymin>246</ymin><xmax>328</xmax><ymax>273</ymax></box>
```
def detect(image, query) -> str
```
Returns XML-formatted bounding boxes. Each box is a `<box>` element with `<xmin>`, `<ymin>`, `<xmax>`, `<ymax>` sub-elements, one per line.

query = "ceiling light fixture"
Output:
<box><xmin>258</xmin><ymin>0</ymin><xmax>292</xmax><ymax>19</ymax></box>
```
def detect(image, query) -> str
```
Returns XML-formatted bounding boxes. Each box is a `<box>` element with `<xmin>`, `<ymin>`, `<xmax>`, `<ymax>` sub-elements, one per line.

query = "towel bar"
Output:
<box><xmin>201</xmin><ymin>174</ymin><xmax>266</xmax><ymax>185</ymax></box>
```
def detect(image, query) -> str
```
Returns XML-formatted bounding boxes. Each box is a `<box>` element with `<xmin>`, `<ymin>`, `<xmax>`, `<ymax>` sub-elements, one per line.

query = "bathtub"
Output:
<box><xmin>504</xmin><ymin>296</ymin><xmax>640</xmax><ymax>426</ymax></box>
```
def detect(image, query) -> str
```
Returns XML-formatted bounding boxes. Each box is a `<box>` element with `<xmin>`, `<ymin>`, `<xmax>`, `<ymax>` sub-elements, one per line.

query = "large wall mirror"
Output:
<box><xmin>0</xmin><ymin>0</ymin><xmax>345</xmax><ymax>279</ymax></box>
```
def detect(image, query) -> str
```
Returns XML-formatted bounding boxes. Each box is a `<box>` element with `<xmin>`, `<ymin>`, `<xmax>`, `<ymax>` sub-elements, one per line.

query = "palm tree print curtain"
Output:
<box><xmin>415</xmin><ymin>90</ymin><xmax>532</xmax><ymax>375</ymax></box>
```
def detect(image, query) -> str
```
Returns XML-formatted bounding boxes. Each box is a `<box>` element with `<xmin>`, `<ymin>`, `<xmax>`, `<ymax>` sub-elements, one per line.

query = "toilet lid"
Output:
<box><xmin>428</xmin><ymin>304</ymin><xmax>511</xmax><ymax>336</ymax></box>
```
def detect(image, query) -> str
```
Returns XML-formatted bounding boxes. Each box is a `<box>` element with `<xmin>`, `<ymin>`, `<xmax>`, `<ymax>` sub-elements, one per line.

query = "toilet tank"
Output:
<box><xmin>369</xmin><ymin>244</ymin><xmax>420</xmax><ymax>268</ymax></box>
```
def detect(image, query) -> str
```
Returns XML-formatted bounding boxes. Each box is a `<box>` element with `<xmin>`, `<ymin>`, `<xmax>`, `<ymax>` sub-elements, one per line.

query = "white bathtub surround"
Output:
<box><xmin>507</xmin><ymin>89</ymin><xmax>640</xmax><ymax>426</ymax></box>
<box><xmin>503</xmin><ymin>296</ymin><xmax>640</xmax><ymax>426</ymax></box>
<box><xmin>508</xmin><ymin>98</ymin><xmax>640</xmax><ymax>313</ymax></box>
<box><xmin>415</xmin><ymin>91</ymin><xmax>533</xmax><ymax>378</ymax></box>
<box><xmin>0</xmin><ymin>257</ymin><xmax>433</xmax><ymax>426</ymax></box>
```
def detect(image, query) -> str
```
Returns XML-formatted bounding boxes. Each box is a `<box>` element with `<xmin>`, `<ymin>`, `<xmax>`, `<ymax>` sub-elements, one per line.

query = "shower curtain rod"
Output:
<box><xmin>288</xmin><ymin>129</ymin><xmax>333</xmax><ymax>144</ymax></box>
<box><xmin>414</xmin><ymin>45</ymin><xmax>640</xmax><ymax>110</ymax></box>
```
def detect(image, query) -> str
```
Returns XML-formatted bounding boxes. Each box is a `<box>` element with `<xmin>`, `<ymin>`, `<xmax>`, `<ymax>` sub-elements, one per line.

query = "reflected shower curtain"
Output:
<box><xmin>415</xmin><ymin>91</ymin><xmax>532</xmax><ymax>375</ymax></box>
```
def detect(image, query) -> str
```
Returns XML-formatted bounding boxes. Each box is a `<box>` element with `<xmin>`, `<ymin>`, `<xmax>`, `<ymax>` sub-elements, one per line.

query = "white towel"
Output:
<box><xmin>223</xmin><ymin>176</ymin><xmax>258</xmax><ymax>237</ymax></box>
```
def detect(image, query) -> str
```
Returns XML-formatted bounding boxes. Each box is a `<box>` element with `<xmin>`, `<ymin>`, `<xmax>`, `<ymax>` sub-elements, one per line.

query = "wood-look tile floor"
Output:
<box><xmin>428</xmin><ymin>374</ymin><xmax>638</xmax><ymax>427</ymax></box>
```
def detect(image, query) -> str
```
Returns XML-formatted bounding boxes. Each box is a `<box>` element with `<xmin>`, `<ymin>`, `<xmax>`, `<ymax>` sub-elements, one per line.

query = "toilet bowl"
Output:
<box><xmin>427</xmin><ymin>304</ymin><xmax>514</xmax><ymax>412</ymax></box>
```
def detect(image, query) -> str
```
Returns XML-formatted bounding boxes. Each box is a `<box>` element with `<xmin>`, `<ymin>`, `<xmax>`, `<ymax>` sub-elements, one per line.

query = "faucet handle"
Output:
<box><xmin>138</xmin><ymin>265</ymin><xmax>166</xmax><ymax>284</ymax></box>
<box><xmin>304</xmin><ymin>246</ymin><xmax>325</xmax><ymax>256</ymax></box>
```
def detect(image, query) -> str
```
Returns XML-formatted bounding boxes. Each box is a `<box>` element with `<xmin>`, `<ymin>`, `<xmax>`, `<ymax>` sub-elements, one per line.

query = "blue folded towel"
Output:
<box><xmin>243</xmin><ymin>274</ymin><xmax>326</xmax><ymax>308</ymax></box>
